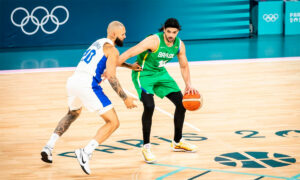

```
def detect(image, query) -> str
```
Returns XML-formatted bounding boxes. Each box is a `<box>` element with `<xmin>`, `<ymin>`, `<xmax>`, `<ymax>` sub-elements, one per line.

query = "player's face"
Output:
<box><xmin>164</xmin><ymin>27</ymin><xmax>179</xmax><ymax>43</ymax></box>
<box><xmin>115</xmin><ymin>26</ymin><xmax>126</xmax><ymax>47</ymax></box>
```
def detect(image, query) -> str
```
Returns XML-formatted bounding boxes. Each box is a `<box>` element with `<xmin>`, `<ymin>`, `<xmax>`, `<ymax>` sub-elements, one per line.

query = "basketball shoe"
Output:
<box><xmin>75</xmin><ymin>148</ymin><xmax>91</xmax><ymax>175</ymax></box>
<box><xmin>141</xmin><ymin>143</ymin><xmax>156</xmax><ymax>164</ymax></box>
<box><xmin>41</xmin><ymin>145</ymin><xmax>53</xmax><ymax>163</ymax></box>
<box><xmin>171</xmin><ymin>139</ymin><xmax>197</xmax><ymax>152</ymax></box>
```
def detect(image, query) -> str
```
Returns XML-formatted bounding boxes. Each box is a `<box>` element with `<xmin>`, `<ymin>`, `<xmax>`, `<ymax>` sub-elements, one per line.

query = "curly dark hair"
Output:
<box><xmin>159</xmin><ymin>18</ymin><xmax>182</xmax><ymax>32</ymax></box>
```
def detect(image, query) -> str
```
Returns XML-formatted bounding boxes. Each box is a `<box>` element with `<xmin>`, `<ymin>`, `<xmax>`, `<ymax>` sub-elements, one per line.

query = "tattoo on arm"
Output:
<box><xmin>108</xmin><ymin>76</ymin><xmax>127</xmax><ymax>100</ymax></box>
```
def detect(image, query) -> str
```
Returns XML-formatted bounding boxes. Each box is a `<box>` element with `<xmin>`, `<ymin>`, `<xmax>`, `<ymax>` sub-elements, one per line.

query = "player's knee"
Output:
<box><xmin>114</xmin><ymin>119</ymin><xmax>120</xmax><ymax>129</ymax></box>
<box><xmin>144</xmin><ymin>103</ymin><xmax>155</xmax><ymax>113</ymax></box>
<box><xmin>169</xmin><ymin>92</ymin><xmax>185</xmax><ymax>112</ymax></box>
<box><xmin>176</xmin><ymin>103</ymin><xmax>186</xmax><ymax>113</ymax></box>
<box><xmin>109</xmin><ymin>119</ymin><xmax>120</xmax><ymax>130</ymax></box>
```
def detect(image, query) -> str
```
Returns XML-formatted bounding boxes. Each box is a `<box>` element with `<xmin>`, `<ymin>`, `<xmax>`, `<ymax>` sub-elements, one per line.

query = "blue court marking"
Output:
<box><xmin>156</xmin><ymin>167</ymin><xmax>186</xmax><ymax>180</ymax></box>
<box><xmin>290</xmin><ymin>173</ymin><xmax>300</xmax><ymax>180</ymax></box>
<box><xmin>152</xmin><ymin>163</ymin><xmax>291</xmax><ymax>179</ymax></box>
<box><xmin>255</xmin><ymin>176</ymin><xmax>264</xmax><ymax>180</ymax></box>
<box><xmin>188</xmin><ymin>170</ymin><xmax>211</xmax><ymax>180</ymax></box>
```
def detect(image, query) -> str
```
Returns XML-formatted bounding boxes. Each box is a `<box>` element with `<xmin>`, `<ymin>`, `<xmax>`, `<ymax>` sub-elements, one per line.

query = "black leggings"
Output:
<box><xmin>141</xmin><ymin>91</ymin><xmax>186</xmax><ymax>144</ymax></box>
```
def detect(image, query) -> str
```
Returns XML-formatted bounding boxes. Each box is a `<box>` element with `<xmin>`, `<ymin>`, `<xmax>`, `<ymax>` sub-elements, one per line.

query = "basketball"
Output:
<box><xmin>182</xmin><ymin>93</ymin><xmax>203</xmax><ymax>111</ymax></box>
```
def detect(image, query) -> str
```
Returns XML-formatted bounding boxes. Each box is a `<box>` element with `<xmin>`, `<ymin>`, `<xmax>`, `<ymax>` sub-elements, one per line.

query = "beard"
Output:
<box><xmin>115</xmin><ymin>37</ymin><xmax>123</xmax><ymax>47</ymax></box>
<box><xmin>167</xmin><ymin>37</ymin><xmax>174</xmax><ymax>43</ymax></box>
<box><xmin>164</xmin><ymin>34</ymin><xmax>174</xmax><ymax>43</ymax></box>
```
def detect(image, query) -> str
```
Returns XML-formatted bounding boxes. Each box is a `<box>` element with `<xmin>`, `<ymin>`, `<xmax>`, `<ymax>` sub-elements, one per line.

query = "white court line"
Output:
<box><xmin>0</xmin><ymin>56</ymin><xmax>299</xmax><ymax>75</ymax></box>
<box><xmin>0</xmin><ymin>67</ymin><xmax>76</xmax><ymax>74</ymax></box>
<box><xmin>124</xmin><ymin>89</ymin><xmax>202</xmax><ymax>133</ymax></box>
<box><xmin>166</xmin><ymin>56</ymin><xmax>300</xmax><ymax>66</ymax></box>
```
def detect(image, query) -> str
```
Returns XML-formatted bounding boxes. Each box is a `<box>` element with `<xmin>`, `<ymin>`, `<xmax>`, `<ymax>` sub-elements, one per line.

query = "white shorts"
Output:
<box><xmin>66</xmin><ymin>75</ymin><xmax>113</xmax><ymax>115</ymax></box>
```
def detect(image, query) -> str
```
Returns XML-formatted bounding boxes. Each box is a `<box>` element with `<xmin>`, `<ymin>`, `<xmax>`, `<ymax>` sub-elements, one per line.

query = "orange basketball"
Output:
<box><xmin>182</xmin><ymin>93</ymin><xmax>203</xmax><ymax>111</ymax></box>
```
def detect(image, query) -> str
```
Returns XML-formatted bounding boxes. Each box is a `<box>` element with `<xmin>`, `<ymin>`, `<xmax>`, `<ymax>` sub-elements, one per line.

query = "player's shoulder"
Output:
<box><xmin>142</xmin><ymin>34</ymin><xmax>158</xmax><ymax>42</ymax></box>
<box><xmin>178</xmin><ymin>38</ymin><xmax>184</xmax><ymax>47</ymax></box>
<box><xmin>142</xmin><ymin>34</ymin><xmax>160</xmax><ymax>49</ymax></box>
<box><xmin>103</xmin><ymin>43</ymin><xmax>119</xmax><ymax>56</ymax></box>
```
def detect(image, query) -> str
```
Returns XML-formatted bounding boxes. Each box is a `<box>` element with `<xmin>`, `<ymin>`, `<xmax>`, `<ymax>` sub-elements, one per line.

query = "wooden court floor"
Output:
<box><xmin>0</xmin><ymin>59</ymin><xmax>299</xmax><ymax>179</ymax></box>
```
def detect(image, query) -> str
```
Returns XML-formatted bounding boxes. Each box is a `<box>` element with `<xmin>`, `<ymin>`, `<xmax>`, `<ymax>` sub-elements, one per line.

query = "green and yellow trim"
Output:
<box><xmin>137</xmin><ymin>53</ymin><xmax>148</xmax><ymax>88</ymax></box>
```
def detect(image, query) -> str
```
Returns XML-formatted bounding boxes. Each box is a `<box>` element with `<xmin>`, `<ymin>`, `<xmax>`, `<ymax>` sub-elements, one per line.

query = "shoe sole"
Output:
<box><xmin>172</xmin><ymin>148</ymin><xmax>197</xmax><ymax>153</ymax></box>
<box><xmin>141</xmin><ymin>153</ymin><xmax>156</xmax><ymax>164</ymax></box>
<box><xmin>145</xmin><ymin>160</ymin><xmax>156</xmax><ymax>164</ymax></box>
<box><xmin>41</xmin><ymin>151</ymin><xmax>52</xmax><ymax>163</ymax></box>
<box><xmin>75</xmin><ymin>150</ymin><xmax>90</xmax><ymax>175</ymax></box>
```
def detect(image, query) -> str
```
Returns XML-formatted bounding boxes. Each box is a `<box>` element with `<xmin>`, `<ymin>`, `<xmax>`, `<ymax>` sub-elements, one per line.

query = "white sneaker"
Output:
<box><xmin>141</xmin><ymin>144</ymin><xmax>156</xmax><ymax>164</ymax></box>
<box><xmin>41</xmin><ymin>145</ymin><xmax>53</xmax><ymax>163</ymax></box>
<box><xmin>75</xmin><ymin>148</ymin><xmax>91</xmax><ymax>175</ymax></box>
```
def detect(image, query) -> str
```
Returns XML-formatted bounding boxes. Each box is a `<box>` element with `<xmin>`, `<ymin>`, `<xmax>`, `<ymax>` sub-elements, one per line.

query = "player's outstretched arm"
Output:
<box><xmin>118</xmin><ymin>35</ymin><xmax>159</xmax><ymax>66</ymax></box>
<box><xmin>177</xmin><ymin>41</ymin><xmax>199</xmax><ymax>95</ymax></box>
<box><xmin>104</xmin><ymin>45</ymin><xmax>137</xmax><ymax>109</ymax></box>
<box><xmin>121</xmin><ymin>62</ymin><xmax>142</xmax><ymax>71</ymax></box>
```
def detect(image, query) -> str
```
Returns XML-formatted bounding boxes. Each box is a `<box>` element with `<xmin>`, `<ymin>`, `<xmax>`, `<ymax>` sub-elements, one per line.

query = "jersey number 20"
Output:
<box><xmin>82</xmin><ymin>49</ymin><xmax>96</xmax><ymax>64</ymax></box>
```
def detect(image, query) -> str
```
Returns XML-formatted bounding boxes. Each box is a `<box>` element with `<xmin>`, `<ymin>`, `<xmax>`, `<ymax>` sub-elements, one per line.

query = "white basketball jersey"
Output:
<box><xmin>74</xmin><ymin>38</ymin><xmax>114</xmax><ymax>86</ymax></box>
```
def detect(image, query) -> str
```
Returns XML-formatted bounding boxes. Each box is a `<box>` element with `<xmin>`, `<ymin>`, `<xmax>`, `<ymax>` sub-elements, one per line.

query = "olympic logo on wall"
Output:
<box><xmin>263</xmin><ymin>14</ymin><xmax>279</xmax><ymax>23</ymax></box>
<box><xmin>11</xmin><ymin>6</ymin><xmax>69</xmax><ymax>35</ymax></box>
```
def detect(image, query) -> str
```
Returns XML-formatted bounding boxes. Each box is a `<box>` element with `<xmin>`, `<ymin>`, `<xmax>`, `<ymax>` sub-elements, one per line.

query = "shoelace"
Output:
<box><xmin>180</xmin><ymin>142</ymin><xmax>192</xmax><ymax>149</ymax></box>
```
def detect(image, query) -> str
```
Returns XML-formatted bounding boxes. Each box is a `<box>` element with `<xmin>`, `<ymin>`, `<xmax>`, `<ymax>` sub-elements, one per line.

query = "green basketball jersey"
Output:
<box><xmin>136</xmin><ymin>32</ymin><xmax>181</xmax><ymax>74</ymax></box>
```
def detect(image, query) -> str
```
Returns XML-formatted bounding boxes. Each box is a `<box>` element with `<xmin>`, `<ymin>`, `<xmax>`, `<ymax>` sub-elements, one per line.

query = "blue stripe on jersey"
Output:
<box><xmin>92</xmin><ymin>55</ymin><xmax>111</xmax><ymax>108</ymax></box>
<box><xmin>92</xmin><ymin>55</ymin><xmax>107</xmax><ymax>85</ymax></box>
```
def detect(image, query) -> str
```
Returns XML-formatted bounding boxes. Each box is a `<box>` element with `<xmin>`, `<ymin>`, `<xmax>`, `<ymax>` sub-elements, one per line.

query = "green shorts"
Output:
<box><xmin>132</xmin><ymin>70</ymin><xmax>181</xmax><ymax>99</ymax></box>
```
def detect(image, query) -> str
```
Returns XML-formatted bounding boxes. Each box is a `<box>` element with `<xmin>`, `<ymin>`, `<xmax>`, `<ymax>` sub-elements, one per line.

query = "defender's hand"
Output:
<box><xmin>124</xmin><ymin>96</ymin><xmax>138</xmax><ymax>109</ymax></box>
<box><xmin>132</xmin><ymin>62</ymin><xmax>142</xmax><ymax>72</ymax></box>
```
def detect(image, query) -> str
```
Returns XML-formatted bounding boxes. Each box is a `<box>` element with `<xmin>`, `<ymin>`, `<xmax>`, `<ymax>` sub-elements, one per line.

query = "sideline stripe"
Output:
<box><xmin>0</xmin><ymin>67</ymin><xmax>75</xmax><ymax>74</ymax></box>
<box><xmin>166</xmin><ymin>56</ymin><xmax>300</xmax><ymax>67</ymax></box>
<box><xmin>1</xmin><ymin>57</ymin><xmax>299</xmax><ymax>74</ymax></box>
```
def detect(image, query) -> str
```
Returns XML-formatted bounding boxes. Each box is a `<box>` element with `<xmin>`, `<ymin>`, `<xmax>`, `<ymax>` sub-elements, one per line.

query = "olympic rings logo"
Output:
<box><xmin>11</xmin><ymin>6</ymin><xmax>69</xmax><ymax>35</ymax></box>
<box><xmin>263</xmin><ymin>14</ymin><xmax>279</xmax><ymax>23</ymax></box>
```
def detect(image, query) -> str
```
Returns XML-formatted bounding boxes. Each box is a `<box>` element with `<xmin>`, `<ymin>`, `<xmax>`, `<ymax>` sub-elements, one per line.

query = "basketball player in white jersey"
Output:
<box><xmin>41</xmin><ymin>21</ymin><xmax>139</xmax><ymax>175</ymax></box>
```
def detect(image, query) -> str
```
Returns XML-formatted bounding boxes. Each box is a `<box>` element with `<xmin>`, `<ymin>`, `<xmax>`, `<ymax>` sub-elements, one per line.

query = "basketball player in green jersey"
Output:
<box><xmin>119</xmin><ymin>18</ymin><xmax>199</xmax><ymax>163</ymax></box>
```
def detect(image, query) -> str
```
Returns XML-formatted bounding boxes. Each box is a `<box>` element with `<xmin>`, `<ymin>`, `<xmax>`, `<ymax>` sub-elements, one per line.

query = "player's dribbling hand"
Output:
<box><xmin>185</xmin><ymin>85</ymin><xmax>199</xmax><ymax>95</ymax></box>
<box><xmin>132</xmin><ymin>62</ymin><xmax>142</xmax><ymax>72</ymax></box>
<box><xmin>124</xmin><ymin>96</ymin><xmax>138</xmax><ymax>109</ymax></box>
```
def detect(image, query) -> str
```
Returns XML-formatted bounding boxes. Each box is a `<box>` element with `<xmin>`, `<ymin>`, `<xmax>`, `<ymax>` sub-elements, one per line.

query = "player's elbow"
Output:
<box><xmin>117</xmin><ymin>56</ymin><xmax>125</xmax><ymax>66</ymax></box>
<box><xmin>180</xmin><ymin>62</ymin><xmax>188</xmax><ymax>69</ymax></box>
<box><xmin>106</xmin><ymin>72</ymin><xmax>115</xmax><ymax>81</ymax></box>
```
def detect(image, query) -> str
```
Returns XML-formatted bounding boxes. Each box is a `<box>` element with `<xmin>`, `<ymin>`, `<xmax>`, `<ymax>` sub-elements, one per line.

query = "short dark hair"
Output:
<box><xmin>159</xmin><ymin>18</ymin><xmax>182</xmax><ymax>32</ymax></box>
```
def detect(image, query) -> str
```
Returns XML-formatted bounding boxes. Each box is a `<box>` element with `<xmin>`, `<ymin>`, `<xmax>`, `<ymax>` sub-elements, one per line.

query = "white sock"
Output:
<box><xmin>46</xmin><ymin>133</ymin><xmax>59</xmax><ymax>149</ymax></box>
<box><xmin>84</xmin><ymin>139</ymin><xmax>99</xmax><ymax>155</ymax></box>
<box><xmin>143</xmin><ymin>143</ymin><xmax>151</xmax><ymax>149</ymax></box>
